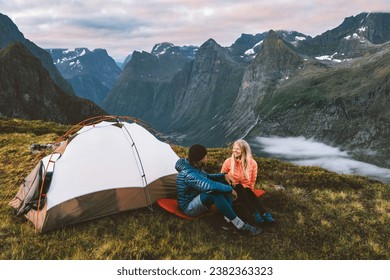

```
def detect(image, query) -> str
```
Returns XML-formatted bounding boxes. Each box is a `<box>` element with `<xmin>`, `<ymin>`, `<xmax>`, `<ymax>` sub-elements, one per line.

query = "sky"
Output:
<box><xmin>1</xmin><ymin>0</ymin><xmax>389</xmax><ymax>62</ymax></box>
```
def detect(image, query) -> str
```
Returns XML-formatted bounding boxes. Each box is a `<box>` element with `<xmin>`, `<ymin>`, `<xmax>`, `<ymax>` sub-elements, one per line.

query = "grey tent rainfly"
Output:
<box><xmin>9</xmin><ymin>116</ymin><xmax>179</xmax><ymax>232</ymax></box>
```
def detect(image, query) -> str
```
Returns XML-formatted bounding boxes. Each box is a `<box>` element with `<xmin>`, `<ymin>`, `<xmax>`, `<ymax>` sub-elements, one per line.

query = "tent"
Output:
<box><xmin>9</xmin><ymin>116</ymin><xmax>179</xmax><ymax>232</ymax></box>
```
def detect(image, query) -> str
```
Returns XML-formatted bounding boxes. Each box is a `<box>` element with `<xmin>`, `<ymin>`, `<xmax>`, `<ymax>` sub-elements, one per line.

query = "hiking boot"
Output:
<box><xmin>238</xmin><ymin>223</ymin><xmax>262</xmax><ymax>235</ymax></box>
<box><xmin>221</xmin><ymin>220</ymin><xmax>232</xmax><ymax>231</ymax></box>
<box><xmin>263</xmin><ymin>212</ymin><xmax>276</xmax><ymax>223</ymax></box>
<box><xmin>221</xmin><ymin>216</ymin><xmax>232</xmax><ymax>230</ymax></box>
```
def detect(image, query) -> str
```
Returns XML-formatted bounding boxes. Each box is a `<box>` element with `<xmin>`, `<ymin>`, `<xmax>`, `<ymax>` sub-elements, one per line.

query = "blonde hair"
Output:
<box><xmin>230</xmin><ymin>139</ymin><xmax>252</xmax><ymax>179</ymax></box>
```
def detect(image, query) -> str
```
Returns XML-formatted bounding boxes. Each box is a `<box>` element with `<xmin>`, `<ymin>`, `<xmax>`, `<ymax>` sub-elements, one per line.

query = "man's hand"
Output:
<box><xmin>231</xmin><ymin>189</ymin><xmax>238</xmax><ymax>201</ymax></box>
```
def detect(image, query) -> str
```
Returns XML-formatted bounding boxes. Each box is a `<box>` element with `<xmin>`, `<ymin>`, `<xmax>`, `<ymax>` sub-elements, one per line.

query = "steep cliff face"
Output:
<box><xmin>102</xmin><ymin>39</ymin><xmax>247</xmax><ymax>145</ymax></box>
<box><xmin>217</xmin><ymin>30</ymin><xmax>305</xmax><ymax>141</ymax></box>
<box><xmin>0</xmin><ymin>13</ymin><xmax>75</xmax><ymax>95</ymax></box>
<box><xmin>171</xmin><ymin>39</ymin><xmax>244</xmax><ymax>122</ymax></box>
<box><xmin>101</xmin><ymin>45</ymin><xmax>192</xmax><ymax>120</ymax></box>
<box><xmin>0</xmin><ymin>43</ymin><xmax>106</xmax><ymax>124</ymax></box>
<box><xmin>163</xmin><ymin>39</ymin><xmax>246</xmax><ymax>144</ymax></box>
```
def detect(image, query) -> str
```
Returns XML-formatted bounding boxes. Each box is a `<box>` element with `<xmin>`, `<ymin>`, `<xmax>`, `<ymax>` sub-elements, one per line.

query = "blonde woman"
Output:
<box><xmin>221</xmin><ymin>139</ymin><xmax>275</xmax><ymax>224</ymax></box>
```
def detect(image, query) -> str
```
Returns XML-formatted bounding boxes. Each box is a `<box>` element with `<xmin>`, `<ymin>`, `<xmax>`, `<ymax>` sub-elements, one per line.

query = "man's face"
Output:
<box><xmin>199</xmin><ymin>154</ymin><xmax>208</xmax><ymax>167</ymax></box>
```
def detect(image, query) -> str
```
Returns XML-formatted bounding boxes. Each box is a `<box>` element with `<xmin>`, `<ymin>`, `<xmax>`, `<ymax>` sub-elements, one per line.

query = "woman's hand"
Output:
<box><xmin>224</xmin><ymin>173</ymin><xmax>235</xmax><ymax>186</ymax></box>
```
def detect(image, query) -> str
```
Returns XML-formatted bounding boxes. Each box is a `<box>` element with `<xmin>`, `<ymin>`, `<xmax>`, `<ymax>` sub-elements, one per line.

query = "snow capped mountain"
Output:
<box><xmin>151</xmin><ymin>42</ymin><xmax>175</xmax><ymax>55</ymax></box>
<box><xmin>47</xmin><ymin>48</ymin><xmax>93</xmax><ymax>76</ymax></box>
<box><xmin>230</xmin><ymin>30</ymin><xmax>309</xmax><ymax>62</ymax></box>
<box><xmin>151</xmin><ymin>42</ymin><xmax>198</xmax><ymax>60</ymax></box>
<box><xmin>47</xmin><ymin>47</ymin><xmax>121</xmax><ymax>106</ymax></box>
<box><xmin>49</xmin><ymin>48</ymin><xmax>88</xmax><ymax>69</ymax></box>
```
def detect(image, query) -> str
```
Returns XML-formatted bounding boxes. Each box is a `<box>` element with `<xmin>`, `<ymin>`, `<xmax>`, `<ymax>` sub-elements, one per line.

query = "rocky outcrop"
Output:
<box><xmin>0</xmin><ymin>13</ymin><xmax>75</xmax><ymax>95</ymax></box>
<box><xmin>0</xmin><ymin>43</ymin><xmax>106</xmax><ymax>124</ymax></box>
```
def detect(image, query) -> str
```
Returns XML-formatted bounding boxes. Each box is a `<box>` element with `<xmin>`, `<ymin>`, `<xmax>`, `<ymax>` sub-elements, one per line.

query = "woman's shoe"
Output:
<box><xmin>263</xmin><ymin>212</ymin><xmax>276</xmax><ymax>223</ymax></box>
<box><xmin>253</xmin><ymin>212</ymin><xmax>264</xmax><ymax>224</ymax></box>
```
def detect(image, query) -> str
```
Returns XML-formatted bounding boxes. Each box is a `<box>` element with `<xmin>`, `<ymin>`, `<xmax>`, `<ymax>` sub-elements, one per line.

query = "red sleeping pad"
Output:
<box><xmin>157</xmin><ymin>189</ymin><xmax>265</xmax><ymax>219</ymax></box>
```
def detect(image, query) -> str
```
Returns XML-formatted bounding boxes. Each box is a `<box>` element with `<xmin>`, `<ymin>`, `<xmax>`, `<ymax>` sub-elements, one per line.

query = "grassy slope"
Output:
<box><xmin>0</xmin><ymin>118</ymin><xmax>389</xmax><ymax>260</ymax></box>
<box><xmin>258</xmin><ymin>47</ymin><xmax>390</xmax><ymax>116</ymax></box>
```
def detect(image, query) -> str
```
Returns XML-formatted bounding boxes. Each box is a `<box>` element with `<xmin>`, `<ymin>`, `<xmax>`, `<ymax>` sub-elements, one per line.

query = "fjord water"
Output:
<box><xmin>249</xmin><ymin>136</ymin><xmax>390</xmax><ymax>184</ymax></box>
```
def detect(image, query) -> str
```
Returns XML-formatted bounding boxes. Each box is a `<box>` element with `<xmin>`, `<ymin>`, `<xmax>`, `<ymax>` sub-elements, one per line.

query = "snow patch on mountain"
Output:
<box><xmin>49</xmin><ymin>48</ymin><xmax>88</xmax><ymax>65</ymax></box>
<box><xmin>315</xmin><ymin>52</ymin><xmax>351</xmax><ymax>63</ymax></box>
<box><xmin>244</xmin><ymin>40</ymin><xmax>263</xmax><ymax>56</ymax></box>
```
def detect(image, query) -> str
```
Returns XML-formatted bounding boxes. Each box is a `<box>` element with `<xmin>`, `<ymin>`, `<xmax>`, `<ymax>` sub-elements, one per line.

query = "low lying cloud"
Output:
<box><xmin>254</xmin><ymin>136</ymin><xmax>349</xmax><ymax>159</ymax></box>
<box><xmin>251</xmin><ymin>136</ymin><xmax>390</xmax><ymax>183</ymax></box>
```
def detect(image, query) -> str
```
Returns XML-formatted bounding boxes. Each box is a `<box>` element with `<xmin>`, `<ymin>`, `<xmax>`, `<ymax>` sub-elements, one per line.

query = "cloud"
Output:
<box><xmin>250</xmin><ymin>136</ymin><xmax>390</xmax><ymax>183</ymax></box>
<box><xmin>253</xmin><ymin>136</ymin><xmax>349</xmax><ymax>159</ymax></box>
<box><xmin>1</xmin><ymin>0</ymin><xmax>389</xmax><ymax>61</ymax></box>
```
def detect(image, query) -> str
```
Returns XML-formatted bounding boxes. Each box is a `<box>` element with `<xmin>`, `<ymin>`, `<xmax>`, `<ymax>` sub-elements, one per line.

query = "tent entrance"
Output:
<box><xmin>14</xmin><ymin>161</ymin><xmax>53</xmax><ymax>216</ymax></box>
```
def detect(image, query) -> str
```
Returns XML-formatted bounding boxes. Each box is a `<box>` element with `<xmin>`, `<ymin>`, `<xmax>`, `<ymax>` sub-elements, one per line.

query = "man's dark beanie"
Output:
<box><xmin>188</xmin><ymin>144</ymin><xmax>207</xmax><ymax>162</ymax></box>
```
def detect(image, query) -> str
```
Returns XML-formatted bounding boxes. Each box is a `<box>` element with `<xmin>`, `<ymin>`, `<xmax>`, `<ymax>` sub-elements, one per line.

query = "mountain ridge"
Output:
<box><xmin>1</xmin><ymin>11</ymin><xmax>389</xmax><ymax>169</ymax></box>
<box><xmin>0</xmin><ymin>43</ymin><xmax>106</xmax><ymax>124</ymax></box>
<box><xmin>101</xmin><ymin>12</ymin><xmax>390</xmax><ymax>169</ymax></box>
<box><xmin>0</xmin><ymin>13</ymin><xmax>75</xmax><ymax>96</ymax></box>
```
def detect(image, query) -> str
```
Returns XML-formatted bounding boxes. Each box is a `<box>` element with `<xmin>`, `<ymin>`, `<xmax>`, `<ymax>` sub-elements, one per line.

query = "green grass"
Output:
<box><xmin>1</xmin><ymin>118</ymin><xmax>389</xmax><ymax>260</ymax></box>
<box><xmin>257</xmin><ymin>50</ymin><xmax>390</xmax><ymax>116</ymax></box>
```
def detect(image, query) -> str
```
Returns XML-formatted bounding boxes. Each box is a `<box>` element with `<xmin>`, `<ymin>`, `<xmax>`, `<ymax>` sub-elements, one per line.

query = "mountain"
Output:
<box><xmin>247</xmin><ymin>39</ymin><xmax>390</xmax><ymax>168</ymax></box>
<box><xmin>121</xmin><ymin>54</ymin><xmax>132</xmax><ymax>69</ymax></box>
<box><xmin>151</xmin><ymin>42</ymin><xmax>198</xmax><ymax>61</ymax></box>
<box><xmin>103</xmin><ymin>12</ymin><xmax>390</xmax><ymax>169</ymax></box>
<box><xmin>220</xmin><ymin>27</ymin><xmax>390</xmax><ymax>168</ymax></box>
<box><xmin>219</xmin><ymin>30</ymin><xmax>305</xmax><ymax>141</ymax></box>
<box><xmin>163</xmin><ymin>39</ymin><xmax>247</xmax><ymax>141</ymax></box>
<box><xmin>119</xmin><ymin>43</ymin><xmax>197</xmax><ymax>70</ymax></box>
<box><xmin>0</xmin><ymin>13</ymin><xmax>74</xmax><ymax>95</ymax></box>
<box><xmin>101</xmin><ymin>42</ymin><xmax>197</xmax><ymax>118</ymax></box>
<box><xmin>0</xmin><ymin>43</ymin><xmax>106</xmax><ymax>124</ymax></box>
<box><xmin>2</xmin><ymin>11</ymin><xmax>389</xmax><ymax>169</ymax></box>
<box><xmin>47</xmin><ymin>48</ymin><xmax>122</xmax><ymax>106</ymax></box>
<box><xmin>229</xmin><ymin>30</ymin><xmax>309</xmax><ymax>61</ymax></box>
<box><xmin>296</xmin><ymin>12</ymin><xmax>390</xmax><ymax>59</ymax></box>
<box><xmin>102</xmin><ymin>39</ymin><xmax>247</xmax><ymax>141</ymax></box>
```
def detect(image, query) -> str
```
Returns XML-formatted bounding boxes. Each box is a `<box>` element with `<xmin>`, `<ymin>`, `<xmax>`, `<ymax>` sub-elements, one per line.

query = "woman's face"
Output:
<box><xmin>233</xmin><ymin>144</ymin><xmax>242</xmax><ymax>158</ymax></box>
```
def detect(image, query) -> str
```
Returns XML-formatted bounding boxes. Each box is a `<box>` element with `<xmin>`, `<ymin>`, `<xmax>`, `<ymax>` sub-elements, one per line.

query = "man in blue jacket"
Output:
<box><xmin>176</xmin><ymin>144</ymin><xmax>261</xmax><ymax>235</ymax></box>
